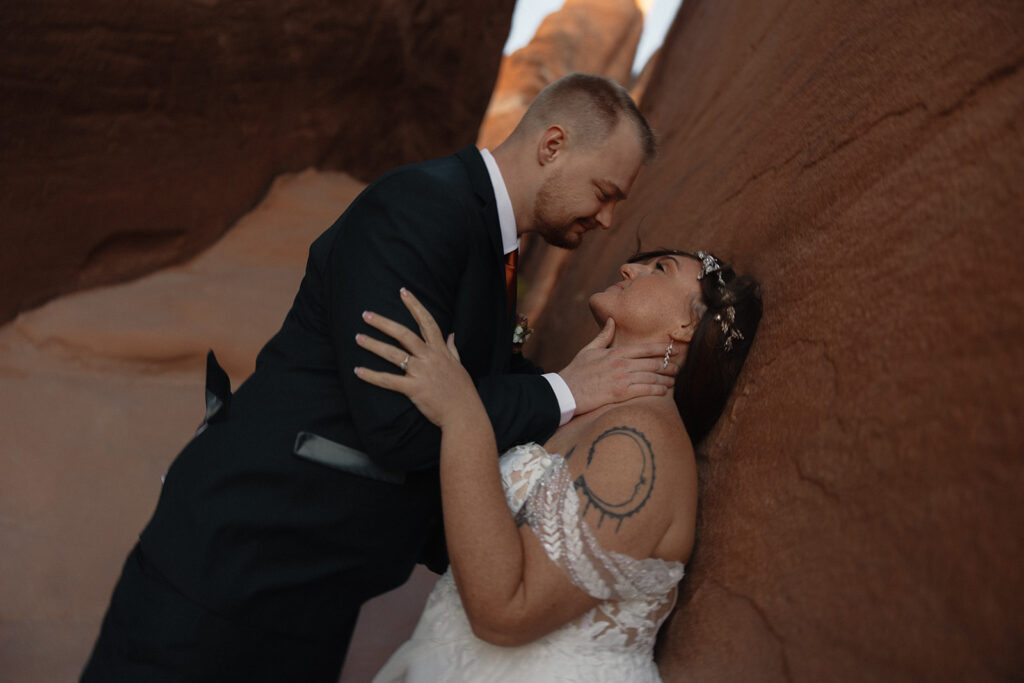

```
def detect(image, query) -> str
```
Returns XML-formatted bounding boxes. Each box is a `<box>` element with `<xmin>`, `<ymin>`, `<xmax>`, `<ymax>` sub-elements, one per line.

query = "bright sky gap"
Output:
<box><xmin>503</xmin><ymin>0</ymin><xmax>683</xmax><ymax>75</ymax></box>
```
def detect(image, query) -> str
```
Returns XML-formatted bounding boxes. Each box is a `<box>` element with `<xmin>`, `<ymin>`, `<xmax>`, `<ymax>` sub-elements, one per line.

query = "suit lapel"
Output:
<box><xmin>454</xmin><ymin>145</ymin><xmax>504</xmax><ymax>265</ymax></box>
<box><xmin>453</xmin><ymin>146</ymin><xmax>514</xmax><ymax>370</ymax></box>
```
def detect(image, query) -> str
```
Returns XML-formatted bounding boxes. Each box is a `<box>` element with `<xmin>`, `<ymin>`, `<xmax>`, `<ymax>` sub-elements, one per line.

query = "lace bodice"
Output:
<box><xmin>499</xmin><ymin>443</ymin><xmax>685</xmax><ymax>652</ymax></box>
<box><xmin>373</xmin><ymin>443</ymin><xmax>685</xmax><ymax>683</ymax></box>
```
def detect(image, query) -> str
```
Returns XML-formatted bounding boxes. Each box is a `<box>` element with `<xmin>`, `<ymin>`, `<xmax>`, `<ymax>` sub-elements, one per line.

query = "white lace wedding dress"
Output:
<box><xmin>373</xmin><ymin>443</ymin><xmax>685</xmax><ymax>682</ymax></box>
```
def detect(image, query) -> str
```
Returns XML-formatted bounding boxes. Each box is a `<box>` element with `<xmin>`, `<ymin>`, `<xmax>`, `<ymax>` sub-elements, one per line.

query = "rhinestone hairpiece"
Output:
<box><xmin>695</xmin><ymin>250</ymin><xmax>726</xmax><ymax>286</ymax></box>
<box><xmin>697</xmin><ymin>250</ymin><xmax>743</xmax><ymax>352</ymax></box>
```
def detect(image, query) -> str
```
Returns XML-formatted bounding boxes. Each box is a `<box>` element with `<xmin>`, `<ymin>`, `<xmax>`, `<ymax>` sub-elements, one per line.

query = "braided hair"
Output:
<box><xmin>628</xmin><ymin>249</ymin><xmax>763</xmax><ymax>446</ymax></box>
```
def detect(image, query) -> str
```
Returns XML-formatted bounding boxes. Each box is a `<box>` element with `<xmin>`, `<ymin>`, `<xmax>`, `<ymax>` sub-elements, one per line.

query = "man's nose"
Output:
<box><xmin>595</xmin><ymin>202</ymin><xmax>614</xmax><ymax>229</ymax></box>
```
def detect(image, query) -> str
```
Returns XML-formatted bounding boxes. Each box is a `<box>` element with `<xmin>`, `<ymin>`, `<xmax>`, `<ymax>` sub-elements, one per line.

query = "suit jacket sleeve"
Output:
<box><xmin>508</xmin><ymin>352</ymin><xmax>545</xmax><ymax>376</ymax></box>
<box><xmin>325</xmin><ymin>168</ymin><xmax>559</xmax><ymax>473</ymax></box>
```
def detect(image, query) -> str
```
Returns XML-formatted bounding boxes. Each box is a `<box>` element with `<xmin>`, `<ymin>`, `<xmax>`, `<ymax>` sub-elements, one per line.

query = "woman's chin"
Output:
<box><xmin>587</xmin><ymin>295</ymin><xmax>610</xmax><ymax>326</ymax></box>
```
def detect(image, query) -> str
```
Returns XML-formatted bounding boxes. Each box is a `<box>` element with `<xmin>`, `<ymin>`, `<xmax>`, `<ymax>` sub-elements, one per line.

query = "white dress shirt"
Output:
<box><xmin>479</xmin><ymin>148</ymin><xmax>576</xmax><ymax>426</ymax></box>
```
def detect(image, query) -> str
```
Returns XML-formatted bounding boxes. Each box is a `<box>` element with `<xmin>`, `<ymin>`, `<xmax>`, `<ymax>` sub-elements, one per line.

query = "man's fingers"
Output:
<box><xmin>611</xmin><ymin>341</ymin><xmax>681</xmax><ymax>360</ymax></box>
<box><xmin>399</xmin><ymin>288</ymin><xmax>445</xmax><ymax>346</ymax></box>
<box><xmin>582</xmin><ymin>318</ymin><xmax>615</xmax><ymax>351</ymax></box>
<box><xmin>658</xmin><ymin>362</ymin><xmax>680</xmax><ymax>376</ymax></box>
<box><xmin>610</xmin><ymin>381</ymin><xmax>671</xmax><ymax>403</ymax></box>
<box><xmin>651</xmin><ymin>357</ymin><xmax>680</xmax><ymax>376</ymax></box>
<box><xmin>642</xmin><ymin>371</ymin><xmax>676</xmax><ymax>387</ymax></box>
<box><xmin>629</xmin><ymin>357</ymin><xmax>680</xmax><ymax>376</ymax></box>
<box><xmin>620</xmin><ymin>371</ymin><xmax>675</xmax><ymax>388</ymax></box>
<box><xmin>629</xmin><ymin>382</ymin><xmax>671</xmax><ymax>398</ymax></box>
<box><xmin>610</xmin><ymin>357</ymin><xmax>680</xmax><ymax>378</ymax></box>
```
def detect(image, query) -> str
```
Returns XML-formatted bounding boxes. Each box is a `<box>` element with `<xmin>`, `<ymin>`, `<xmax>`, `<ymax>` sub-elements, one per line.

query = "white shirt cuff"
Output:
<box><xmin>542</xmin><ymin>373</ymin><xmax>576</xmax><ymax>426</ymax></box>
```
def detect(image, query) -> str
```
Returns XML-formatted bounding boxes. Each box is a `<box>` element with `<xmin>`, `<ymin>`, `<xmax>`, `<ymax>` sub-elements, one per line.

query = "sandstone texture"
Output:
<box><xmin>0</xmin><ymin>170</ymin><xmax>435</xmax><ymax>680</ymax></box>
<box><xmin>0</xmin><ymin>0</ymin><xmax>515</xmax><ymax>325</ymax></box>
<box><xmin>528</xmin><ymin>1</ymin><xmax>1024</xmax><ymax>679</ymax></box>
<box><xmin>4</xmin><ymin>0</ymin><xmax>1023</xmax><ymax>680</ymax></box>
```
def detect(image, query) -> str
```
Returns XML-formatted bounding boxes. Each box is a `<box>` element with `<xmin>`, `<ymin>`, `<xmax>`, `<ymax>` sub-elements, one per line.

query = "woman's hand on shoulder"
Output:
<box><xmin>354</xmin><ymin>288</ymin><xmax>483</xmax><ymax>429</ymax></box>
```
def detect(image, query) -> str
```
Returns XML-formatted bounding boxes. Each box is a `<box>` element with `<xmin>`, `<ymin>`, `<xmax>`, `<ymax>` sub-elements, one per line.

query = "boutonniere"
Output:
<box><xmin>512</xmin><ymin>314</ymin><xmax>533</xmax><ymax>353</ymax></box>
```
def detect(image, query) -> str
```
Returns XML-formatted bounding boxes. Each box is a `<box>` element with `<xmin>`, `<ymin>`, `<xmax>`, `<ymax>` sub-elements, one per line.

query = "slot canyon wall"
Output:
<box><xmin>0</xmin><ymin>0</ymin><xmax>515</xmax><ymax>324</ymax></box>
<box><xmin>2</xmin><ymin>0</ymin><xmax>1022</xmax><ymax>680</ymax></box>
<box><xmin>528</xmin><ymin>0</ymin><xmax>1024</xmax><ymax>680</ymax></box>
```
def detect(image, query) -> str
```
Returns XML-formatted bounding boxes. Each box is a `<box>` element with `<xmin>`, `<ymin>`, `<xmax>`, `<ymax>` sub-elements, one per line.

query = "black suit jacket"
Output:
<box><xmin>138</xmin><ymin>147</ymin><xmax>560</xmax><ymax>643</ymax></box>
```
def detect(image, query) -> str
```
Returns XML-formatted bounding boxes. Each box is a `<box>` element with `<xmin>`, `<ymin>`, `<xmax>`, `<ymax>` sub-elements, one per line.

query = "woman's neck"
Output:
<box><xmin>607</xmin><ymin>330</ymin><xmax>684</xmax><ymax>375</ymax></box>
<box><xmin>606</xmin><ymin>324</ymin><xmax>672</xmax><ymax>350</ymax></box>
<box><xmin>607</xmin><ymin>331</ymin><xmax>652</xmax><ymax>349</ymax></box>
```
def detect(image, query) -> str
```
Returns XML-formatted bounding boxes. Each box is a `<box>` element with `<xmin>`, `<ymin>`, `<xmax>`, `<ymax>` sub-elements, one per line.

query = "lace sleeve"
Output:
<box><xmin>522</xmin><ymin>454</ymin><xmax>684</xmax><ymax>602</ymax></box>
<box><xmin>500</xmin><ymin>443</ymin><xmax>555</xmax><ymax>515</ymax></box>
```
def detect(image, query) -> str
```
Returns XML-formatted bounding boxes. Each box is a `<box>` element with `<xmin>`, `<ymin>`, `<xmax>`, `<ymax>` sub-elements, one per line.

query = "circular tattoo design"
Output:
<box><xmin>573</xmin><ymin>426</ymin><xmax>656</xmax><ymax>531</ymax></box>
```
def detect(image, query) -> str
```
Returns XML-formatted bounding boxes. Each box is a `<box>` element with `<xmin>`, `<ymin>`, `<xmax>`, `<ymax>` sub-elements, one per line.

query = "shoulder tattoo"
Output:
<box><xmin>572</xmin><ymin>426</ymin><xmax>656</xmax><ymax>532</ymax></box>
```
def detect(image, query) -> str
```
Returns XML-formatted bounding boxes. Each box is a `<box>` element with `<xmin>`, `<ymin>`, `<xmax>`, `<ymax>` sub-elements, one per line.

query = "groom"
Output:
<box><xmin>83</xmin><ymin>74</ymin><xmax>668</xmax><ymax>682</ymax></box>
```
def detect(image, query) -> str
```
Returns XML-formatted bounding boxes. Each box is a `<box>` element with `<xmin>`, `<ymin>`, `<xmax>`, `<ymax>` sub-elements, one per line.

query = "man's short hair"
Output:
<box><xmin>515</xmin><ymin>73</ymin><xmax>656</xmax><ymax>162</ymax></box>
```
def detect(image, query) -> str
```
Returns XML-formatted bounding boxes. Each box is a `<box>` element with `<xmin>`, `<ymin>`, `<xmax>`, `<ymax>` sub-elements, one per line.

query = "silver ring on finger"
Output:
<box><xmin>399</xmin><ymin>355</ymin><xmax>410</xmax><ymax>372</ymax></box>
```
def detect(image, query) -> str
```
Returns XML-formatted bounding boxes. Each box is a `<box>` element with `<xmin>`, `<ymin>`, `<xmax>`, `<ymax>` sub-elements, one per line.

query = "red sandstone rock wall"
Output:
<box><xmin>529</xmin><ymin>1</ymin><xmax>1024</xmax><ymax>679</ymax></box>
<box><xmin>0</xmin><ymin>0</ymin><xmax>514</xmax><ymax>325</ymax></box>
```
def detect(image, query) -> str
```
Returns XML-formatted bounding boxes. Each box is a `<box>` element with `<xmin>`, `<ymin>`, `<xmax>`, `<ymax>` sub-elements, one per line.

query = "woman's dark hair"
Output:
<box><xmin>629</xmin><ymin>249</ymin><xmax>763</xmax><ymax>446</ymax></box>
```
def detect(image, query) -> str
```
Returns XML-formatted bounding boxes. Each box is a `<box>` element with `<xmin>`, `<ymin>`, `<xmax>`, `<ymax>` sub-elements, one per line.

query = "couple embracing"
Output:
<box><xmin>83</xmin><ymin>74</ymin><xmax>762</xmax><ymax>682</ymax></box>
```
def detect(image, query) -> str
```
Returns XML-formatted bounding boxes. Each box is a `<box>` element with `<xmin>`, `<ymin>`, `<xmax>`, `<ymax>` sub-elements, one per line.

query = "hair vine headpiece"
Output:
<box><xmin>714</xmin><ymin>306</ymin><xmax>744</xmax><ymax>352</ymax></box>
<box><xmin>695</xmin><ymin>250</ymin><xmax>744</xmax><ymax>352</ymax></box>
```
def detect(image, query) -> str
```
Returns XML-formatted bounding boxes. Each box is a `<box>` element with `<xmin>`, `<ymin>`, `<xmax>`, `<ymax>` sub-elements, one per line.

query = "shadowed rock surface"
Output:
<box><xmin>528</xmin><ymin>0</ymin><xmax>1024</xmax><ymax>679</ymax></box>
<box><xmin>0</xmin><ymin>0</ymin><xmax>515</xmax><ymax>324</ymax></box>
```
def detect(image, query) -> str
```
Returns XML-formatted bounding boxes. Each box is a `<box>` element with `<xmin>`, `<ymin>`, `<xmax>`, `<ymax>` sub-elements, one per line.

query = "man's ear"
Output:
<box><xmin>537</xmin><ymin>126</ymin><xmax>566</xmax><ymax>165</ymax></box>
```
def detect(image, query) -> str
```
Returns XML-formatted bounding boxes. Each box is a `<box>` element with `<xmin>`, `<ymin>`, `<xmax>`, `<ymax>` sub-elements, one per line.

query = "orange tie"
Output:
<box><xmin>504</xmin><ymin>249</ymin><xmax>518</xmax><ymax>314</ymax></box>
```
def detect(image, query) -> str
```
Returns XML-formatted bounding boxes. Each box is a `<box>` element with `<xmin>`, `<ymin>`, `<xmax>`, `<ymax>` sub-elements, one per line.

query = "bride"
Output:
<box><xmin>354</xmin><ymin>249</ymin><xmax>762</xmax><ymax>681</ymax></box>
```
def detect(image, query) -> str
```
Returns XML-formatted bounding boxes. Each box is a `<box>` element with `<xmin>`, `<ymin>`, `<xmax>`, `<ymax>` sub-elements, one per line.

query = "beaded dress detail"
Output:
<box><xmin>373</xmin><ymin>443</ymin><xmax>685</xmax><ymax>682</ymax></box>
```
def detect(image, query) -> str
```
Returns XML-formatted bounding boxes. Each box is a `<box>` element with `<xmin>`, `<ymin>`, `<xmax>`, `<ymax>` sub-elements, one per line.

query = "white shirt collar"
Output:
<box><xmin>479</xmin><ymin>148</ymin><xmax>519</xmax><ymax>255</ymax></box>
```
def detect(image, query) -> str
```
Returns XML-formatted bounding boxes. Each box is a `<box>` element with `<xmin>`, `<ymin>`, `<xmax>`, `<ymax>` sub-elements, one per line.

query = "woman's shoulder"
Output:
<box><xmin>576</xmin><ymin>399</ymin><xmax>694</xmax><ymax>462</ymax></box>
<box><xmin>558</xmin><ymin>400</ymin><xmax>697</xmax><ymax>564</ymax></box>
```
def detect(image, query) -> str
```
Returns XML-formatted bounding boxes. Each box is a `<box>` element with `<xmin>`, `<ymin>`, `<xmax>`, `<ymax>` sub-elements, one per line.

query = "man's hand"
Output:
<box><xmin>558</xmin><ymin>318</ymin><xmax>679</xmax><ymax>416</ymax></box>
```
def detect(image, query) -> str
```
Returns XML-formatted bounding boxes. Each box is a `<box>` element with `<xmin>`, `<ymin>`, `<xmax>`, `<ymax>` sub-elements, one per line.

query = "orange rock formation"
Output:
<box><xmin>530</xmin><ymin>1</ymin><xmax>1024</xmax><ymax>679</ymax></box>
<box><xmin>478</xmin><ymin>0</ymin><xmax>643</xmax><ymax>150</ymax></box>
<box><xmin>3</xmin><ymin>0</ymin><xmax>1022</xmax><ymax>680</ymax></box>
<box><xmin>0</xmin><ymin>1</ymin><xmax>516</xmax><ymax>325</ymax></box>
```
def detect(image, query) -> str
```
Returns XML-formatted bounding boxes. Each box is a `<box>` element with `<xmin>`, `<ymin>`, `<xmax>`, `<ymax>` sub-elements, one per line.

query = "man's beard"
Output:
<box><xmin>532</xmin><ymin>175</ymin><xmax>591</xmax><ymax>250</ymax></box>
